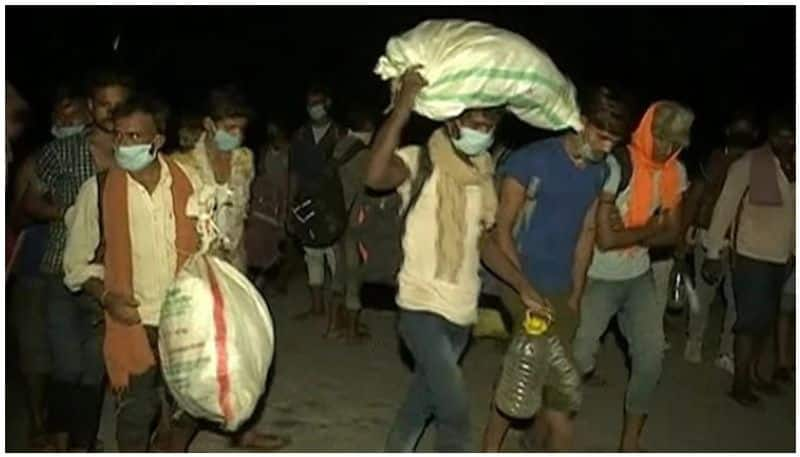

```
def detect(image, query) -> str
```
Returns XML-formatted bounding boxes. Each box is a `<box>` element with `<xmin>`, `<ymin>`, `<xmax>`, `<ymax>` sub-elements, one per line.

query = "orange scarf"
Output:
<box><xmin>625</xmin><ymin>103</ymin><xmax>682</xmax><ymax>227</ymax></box>
<box><xmin>102</xmin><ymin>156</ymin><xmax>199</xmax><ymax>390</ymax></box>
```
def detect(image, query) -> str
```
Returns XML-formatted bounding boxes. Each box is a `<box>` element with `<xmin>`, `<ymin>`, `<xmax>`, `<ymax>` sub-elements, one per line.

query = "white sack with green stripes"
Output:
<box><xmin>375</xmin><ymin>19</ymin><xmax>582</xmax><ymax>131</ymax></box>
<box><xmin>159</xmin><ymin>254</ymin><xmax>275</xmax><ymax>431</ymax></box>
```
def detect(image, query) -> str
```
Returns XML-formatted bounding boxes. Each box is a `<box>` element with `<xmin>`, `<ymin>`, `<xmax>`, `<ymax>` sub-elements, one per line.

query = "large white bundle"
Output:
<box><xmin>159</xmin><ymin>255</ymin><xmax>274</xmax><ymax>431</ymax></box>
<box><xmin>375</xmin><ymin>19</ymin><xmax>581</xmax><ymax>131</ymax></box>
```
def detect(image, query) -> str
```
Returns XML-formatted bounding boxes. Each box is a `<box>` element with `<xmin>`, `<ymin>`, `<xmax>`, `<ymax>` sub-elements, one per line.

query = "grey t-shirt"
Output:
<box><xmin>588</xmin><ymin>154</ymin><xmax>689</xmax><ymax>281</ymax></box>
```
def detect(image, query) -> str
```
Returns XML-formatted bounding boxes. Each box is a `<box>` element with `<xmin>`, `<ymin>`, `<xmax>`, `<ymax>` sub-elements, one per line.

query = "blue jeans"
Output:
<box><xmin>10</xmin><ymin>273</ymin><xmax>51</xmax><ymax>375</ymax></box>
<box><xmin>731</xmin><ymin>254</ymin><xmax>788</xmax><ymax>335</ymax></box>
<box><xmin>43</xmin><ymin>274</ymin><xmax>105</xmax><ymax>385</ymax></box>
<box><xmin>386</xmin><ymin>310</ymin><xmax>471</xmax><ymax>452</ymax></box>
<box><xmin>572</xmin><ymin>271</ymin><xmax>664</xmax><ymax>415</ymax></box>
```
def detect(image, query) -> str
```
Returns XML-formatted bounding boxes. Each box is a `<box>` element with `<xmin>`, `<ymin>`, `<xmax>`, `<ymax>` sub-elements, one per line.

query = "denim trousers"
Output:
<box><xmin>10</xmin><ymin>273</ymin><xmax>51</xmax><ymax>375</ymax></box>
<box><xmin>115</xmin><ymin>326</ymin><xmax>198</xmax><ymax>451</ymax></box>
<box><xmin>731</xmin><ymin>254</ymin><xmax>788</xmax><ymax>335</ymax></box>
<box><xmin>42</xmin><ymin>274</ymin><xmax>105</xmax><ymax>446</ymax></box>
<box><xmin>43</xmin><ymin>274</ymin><xmax>104</xmax><ymax>385</ymax></box>
<box><xmin>572</xmin><ymin>271</ymin><xmax>664</xmax><ymax>415</ymax></box>
<box><xmin>385</xmin><ymin>310</ymin><xmax>471</xmax><ymax>452</ymax></box>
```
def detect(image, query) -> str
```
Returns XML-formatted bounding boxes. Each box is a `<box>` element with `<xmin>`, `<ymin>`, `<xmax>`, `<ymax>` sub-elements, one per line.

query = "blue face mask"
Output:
<box><xmin>51</xmin><ymin>123</ymin><xmax>86</xmax><ymax>139</ymax></box>
<box><xmin>214</xmin><ymin>129</ymin><xmax>242</xmax><ymax>152</ymax></box>
<box><xmin>451</xmin><ymin>126</ymin><xmax>495</xmax><ymax>156</ymax></box>
<box><xmin>115</xmin><ymin>143</ymin><xmax>156</xmax><ymax>172</ymax></box>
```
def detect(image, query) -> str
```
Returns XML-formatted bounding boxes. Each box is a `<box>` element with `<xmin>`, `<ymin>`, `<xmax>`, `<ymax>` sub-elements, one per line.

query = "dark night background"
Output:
<box><xmin>6</xmin><ymin>5</ymin><xmax>797</xmax><ymax>171</ymax></box>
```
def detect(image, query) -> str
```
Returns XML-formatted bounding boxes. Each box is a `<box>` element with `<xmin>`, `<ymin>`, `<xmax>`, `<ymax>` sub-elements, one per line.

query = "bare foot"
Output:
<box><xmin>619</xmin><ymin>438</ymin><xmax>644</xmax><ymax>452</ymax></box>
<box><xmin>729</xmin><ymin>389</ymin><xmax>761</xmax><ymax>408</ymax></box>
<box><xmin>51</xmin><ymin>432</ymin><xmax>69</xmax><ymax>451</ymax></box>
<box><xmin>294</xmin><ymin>307</ymin><xmax>324</xmax><ymax>320</ymax></box>
<box><xmin>346</xmin><ymin>332</ymin><xmax>371</xmax><ymax>345</ymax></box>
<box><xmin>30</xmin><ymin>434</ymin><xmax>57</xmax><ymax>451</ymax></box>
<box><xmin>231</xmin><ymin>431</ymin><xmax>291</xmax><ymax>451</ymax></box>
<box><xmin>294</xmin><ymin>309</ymin><xmax>315</xmax><ymax>320</ymax></box>
<box><xmin>324</xmin><ymin>330</ymin><xmax>347</xmax><ymax>340</ymax></box>
<box><xmin>582</xmin><ymin>372</ymin><xmax>608</xmax><ymax>387</ymax></box>
<box><xmin>346</xmin><ymin>324</ymin><xmax>372</xmax><ymax>345</ymax></box>
<box><xmin>323</xmin><ymin>323</ymin><xmax>347</xmax><ymax>340</ymax></box>
<box><xmin>751</xmin><ymin>374</ymin><xmax>783</xmax><ymax>396</ymax></box>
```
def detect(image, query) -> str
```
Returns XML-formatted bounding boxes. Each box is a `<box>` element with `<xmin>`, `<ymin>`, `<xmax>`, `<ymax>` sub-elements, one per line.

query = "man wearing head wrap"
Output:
<box><xmin>572</xmin><ymin>101</ymin><xmax>693</xmax><ymax>451</ymax></box>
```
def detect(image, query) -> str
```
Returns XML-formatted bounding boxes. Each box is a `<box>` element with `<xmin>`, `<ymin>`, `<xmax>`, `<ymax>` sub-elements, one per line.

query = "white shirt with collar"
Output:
<box><xmin>62</xmin><ymin>155</ymin><xmax>190</xmax><ymax>326</ymax></box>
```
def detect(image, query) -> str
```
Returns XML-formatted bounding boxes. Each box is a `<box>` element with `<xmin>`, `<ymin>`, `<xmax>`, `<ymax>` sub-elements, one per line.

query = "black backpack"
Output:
<box><xmin>610</xmin><ymin>146</ymin><xmax>634</xmax><ymax>197</ymax></box>
<box><xmin>351</xmin><ymin>147</ymin><xmax>433</xmax><ymax>285</ymax></box>
<box><xmin>288</xmin><ymin>139</ymin><xmax>364</xmax><ymax>248</ymax></box>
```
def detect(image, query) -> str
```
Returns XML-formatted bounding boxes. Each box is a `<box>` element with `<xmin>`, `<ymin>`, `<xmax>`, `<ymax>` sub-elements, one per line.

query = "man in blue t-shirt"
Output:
<box><xmin>482</xmin><ymin>86</ymin><xmax>634</xmax><ymax>452</ymax></box>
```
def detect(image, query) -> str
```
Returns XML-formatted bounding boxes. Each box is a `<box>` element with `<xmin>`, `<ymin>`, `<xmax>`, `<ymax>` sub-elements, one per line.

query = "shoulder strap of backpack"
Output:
<box><xmin>613</xmin><ymin>147</ymin><xmax>634</xmax><ymax>196</ymax></box>
<box><xmin>401</xmin><ymin>145</ymin><xmax>433</xmax><ymax>220</ymax></box>
<box><xmin>331</xmin><ymin>138</ymin><xmax>366</xmax><ymax>168</ymax></box>
<box><xmin>91</xmin><ymin>171</ymin><xmax>109</xmax><ymax>263</ymax></box>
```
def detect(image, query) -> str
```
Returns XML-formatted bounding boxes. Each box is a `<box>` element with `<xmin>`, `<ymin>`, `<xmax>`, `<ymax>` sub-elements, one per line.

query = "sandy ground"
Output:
<box><xmin>6</xmin><ymin>274</ymin><xmax>797</xmax><ymax>452</ymax></box>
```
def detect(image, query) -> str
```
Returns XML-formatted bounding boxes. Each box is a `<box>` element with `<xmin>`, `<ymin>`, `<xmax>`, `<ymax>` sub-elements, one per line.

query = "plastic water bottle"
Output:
<box><xmin>494</xmin><ymin>311</ymin><xmax>552</xmax><ymax>419</ymax></box>
<box><xmin>684</xmin><ymin>275</ymin><xmax>701</xmax><ymax>314</ymax></box>
<box><xmin>666</xmin><ymin>267</ymin><xmax>689</xmax><ymax>312</ymax></box>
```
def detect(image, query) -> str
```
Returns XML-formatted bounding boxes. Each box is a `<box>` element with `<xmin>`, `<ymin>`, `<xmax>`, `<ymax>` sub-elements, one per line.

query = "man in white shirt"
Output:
<box><xmin>572</xmin><ymin>101</ymin><xmax>693</xmax><ymax>451</ymax></box>
<box><xmin>366</xmin><ymin>68</ymin><xmax>549</xmax><ymax>452</ymax></box>
<box><xmin>63</xmin><ymin>96</ymin><xmax>200</xmax><ymax>451</ymax></box>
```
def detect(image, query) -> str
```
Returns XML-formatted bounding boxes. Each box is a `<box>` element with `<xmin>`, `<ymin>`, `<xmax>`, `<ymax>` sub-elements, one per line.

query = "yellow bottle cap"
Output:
<box><xmin>523</xmin><ymin>310</ymin><xmax>552</xmax><ymax>335</ymax></box>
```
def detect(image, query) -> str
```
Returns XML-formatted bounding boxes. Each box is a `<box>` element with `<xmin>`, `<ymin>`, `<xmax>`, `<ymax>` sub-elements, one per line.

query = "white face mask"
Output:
<box><xmin>51</xmin><ymin>123</ymin><xmax>86</xmax><ymax>139</ymax></box>
<box><xmin>349</xmin><ymin>129</ymin><xmax>374</xmax><ymax>146</ymax></box>
<box><xmin>451</xmin><ymin>126</ymin><xmax>495</xmax><ymax>156</ymax></box>
<box><xmin>114</xmin><ymin>143</ymin><xmax>157</xmax><ymax>172</ymax></box>
<box><xmin>578</xmin><ymin>136</ymin><xmax>603</xmax><ymax>163</ymax></box>
<box><xmin>308</xmin><ymin>104</ymin><xmax>328</xmax><ymax>122</ymax></box>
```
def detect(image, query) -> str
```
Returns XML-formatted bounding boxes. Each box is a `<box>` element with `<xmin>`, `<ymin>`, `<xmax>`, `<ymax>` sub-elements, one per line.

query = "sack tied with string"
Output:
<box><xmin>158</xmin><ymin>182</ymin><xmax>275</xmax><ymax>431</ymax></box>
<box><xmin>374</xmin><ymin>19</ymin><xmax>582</xmax><ymax>131</ymax></box>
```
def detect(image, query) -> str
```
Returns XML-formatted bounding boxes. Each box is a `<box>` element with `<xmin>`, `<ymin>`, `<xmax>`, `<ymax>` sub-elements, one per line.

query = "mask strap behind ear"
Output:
<box><xmin>154</xmin><ymin>134</ymin><xmax>166</xmax><ymax>153</ymax></box>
